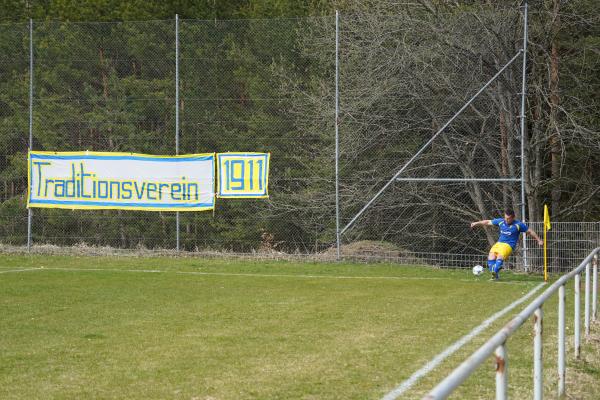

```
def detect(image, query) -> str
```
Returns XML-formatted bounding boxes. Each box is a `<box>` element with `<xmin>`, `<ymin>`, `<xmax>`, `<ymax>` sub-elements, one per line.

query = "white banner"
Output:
<box><xmin>28</xmin><ymin>151</ymin><xmax>215</xmax><ymax>211</ymax></box>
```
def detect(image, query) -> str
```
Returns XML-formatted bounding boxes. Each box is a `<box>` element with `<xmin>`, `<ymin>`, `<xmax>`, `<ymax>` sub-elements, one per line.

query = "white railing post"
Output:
<box><xmin>557</xmin><ymin>285</ymin><xmax>565</xmax><ymax>397</ymax></box>
<box><xmin>533</xmin><ymin>307</ymin><xmax>543</xmax><ymax>400</ymax></box>
<box><xmin>422</xmin><ymin>249</ymin><xmax>600</xmax><ymax>400</ymax></box>
<box><xmin>495</xmin><ymin>344</ymin><xmax>508</xmax><ymax>400</ymax></box>
<box><xmin>574</xmin><ymin>273</ymin><xmax>581</xmax><ymax>358</ymax></box>
<box><xmin>585</xmin><ymin>262</ymin><xmax>590</xmax><ymax>336</ymax></box>
<box><xmin>593</xmin><ymin>254</ymin><xmax>598</xmax><ymax>321</ymax></box>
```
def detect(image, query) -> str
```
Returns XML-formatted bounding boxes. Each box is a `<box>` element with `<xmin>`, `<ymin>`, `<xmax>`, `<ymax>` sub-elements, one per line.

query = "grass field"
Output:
<box><xmin>1</xmin><ymin>254</ymin><xmax>598</xmax><ymax>399</ymax></box>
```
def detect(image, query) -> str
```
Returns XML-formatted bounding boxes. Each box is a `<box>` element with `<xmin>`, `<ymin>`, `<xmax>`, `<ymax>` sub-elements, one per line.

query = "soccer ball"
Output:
<box><xmin>472</xmin><ymin>265</ymin><xmax>484</xmax><ymax>276</ymax></box>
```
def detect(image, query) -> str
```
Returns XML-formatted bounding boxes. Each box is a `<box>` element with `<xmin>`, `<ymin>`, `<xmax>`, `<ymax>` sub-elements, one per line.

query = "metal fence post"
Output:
<box><xmin>495</xmin><ymin>344</ymin><xmax>507</xmax><ymax>400</ymax></box>
<box><xmin>533</xmin><ymin>307</ymin><xmax>543</xmax><ymax>400</ymax></box>
<box><xmin>175</xmin><ymin>14</ymin><xmax>180</xmax><ymax>252</ymax></box>
<box><xmin>593</xmin><ymin>254</ymin><xmax>598</xmax><ymax>321</ymax></box>
<box><xmin>334</xmin><ymin>10</ymin><xmax>340</xmax><ymax>261</ymax></box>
<box><xmin>574</xmin><ymin>273</ymin><xmax>581</xmax><ymax>358</ymax></box>
<box><xmin>519</xmin><ymin>0</ymin><xmax>529</xmax><ymax>271</ymax></box>
<box><xmin>27</xmin><ymin>18</ymin><xmax>34</xmax><ymax>252</ymax></box>
<box><xmin>558</xmin><ymin>284</ymin><xmax>565</xmax><ymax>397</ymax></box>
<box><xmin>585</xmin><ymin>262</ymin><xmax>590</xmax><ymax>336</ymax></box>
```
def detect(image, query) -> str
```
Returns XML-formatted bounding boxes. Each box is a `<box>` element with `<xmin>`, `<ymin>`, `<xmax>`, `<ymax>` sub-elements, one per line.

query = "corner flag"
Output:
<box><xmin>543</xmin><ymin>204</ymin><xmax>551</xmax><ymax>281</ymax></box>
<box><xmin>544</xmin><ymin>204</ymin><xmax>551</xmax><ymax>231</ymax></box>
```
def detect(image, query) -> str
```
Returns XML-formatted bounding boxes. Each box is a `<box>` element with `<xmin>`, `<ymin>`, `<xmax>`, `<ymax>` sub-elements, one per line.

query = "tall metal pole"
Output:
<box><xmin>557</xmin><ymin>284</ymin><xmax>565</xmax><ymax>397</ymax></box>
<box><xmin>395</xmin><ymin>178</ymin><xmax>521</xmax><ymax>182</ymax></box>
<box><xmin>520</xmin><ymin>1</ymin><xmax>529</xmax><ymax>271</ymax></box>
<box><xmin>533</xmin><ymin>306</ymin><xmax>543</xmax><ymax>400</ymax></box>
<box><xmin>574</xmin><ymin>272</ymin><xmax>581</xmax><ymax>358</ymax></box>
<box><xmin>335</xmin><ymin>10</ymin><xmax>340</xmax><ymax>260</ymax></box>
<box><xmin>585</xmin><ymin>262</ymin><xmax>590</xmax><ymax>336</ymax></box>
<box><xmin>593</xmin><ymin>255</ymin><xmax>598</xmax><ymax>321</ymax></box>
<box><xmin>27</xmin><ymin>19</ymin><xmax>33</xmax><ymax>252</ymax></box>
<box><xmin>175</xmin><ymin>14</ymin><xmax>180</xmax><ymax>252</ymax></box>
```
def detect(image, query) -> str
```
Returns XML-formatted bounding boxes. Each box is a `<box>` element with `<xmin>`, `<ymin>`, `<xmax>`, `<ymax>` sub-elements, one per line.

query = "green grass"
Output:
<box><xmin>0</xmin><ymin>255</ymin><xmax>597</xmax><ymax>399</ymax></box>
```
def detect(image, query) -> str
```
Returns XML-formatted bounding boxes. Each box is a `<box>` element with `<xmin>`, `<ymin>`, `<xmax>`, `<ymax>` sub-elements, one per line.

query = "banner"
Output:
<box><xmin>217</xmin><ymin>152</ymin><xmax>270</xmax><ymax>198</ymax></box>
<box><xmin>27</xmin><ymin>151</ymin><xmax>215</xmax><ymax>211</ymax></box>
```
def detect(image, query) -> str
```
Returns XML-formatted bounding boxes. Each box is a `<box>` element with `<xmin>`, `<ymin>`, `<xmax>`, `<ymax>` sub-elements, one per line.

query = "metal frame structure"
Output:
<box><xmin>26</xmin><ymin>14</ymin><xmax>187</xmax><ymax>251</ymax></box>
<box><xmin>335</xmin><ymin>10</ymin><xmax>341</xmax><ymax>260</ymax></box>
<box><xmin>394</xmin><ymin>178</ymin><xmax>521</xmax><ymax>183</ymax></box>
<box><xmin>175</xmin><ymin>14</ymin><xmax>180</xmax><ymax>251</ymax></box>
<box><xmin>335</xmin><ymin>3</ymin><xmax>530</xmax><ymax>269</ymax></box>
<box><xmin>338</xmin><ymin>50</ymin><xmax>524</xmax><ymax>237</ymax></box>
<box><xmin>520</xmin><ymin>1</ymin><xmax>530</xmax><ymax>270</ymax></box>
<box><xmin>423</xmin><ymin>250</ymin><xmax>600</xmax><ymax>400</ymax></box>
<box><xmin>27</xmin><ymin>19</ymin><xmax>33</xmax><ymax>252</ymax></box>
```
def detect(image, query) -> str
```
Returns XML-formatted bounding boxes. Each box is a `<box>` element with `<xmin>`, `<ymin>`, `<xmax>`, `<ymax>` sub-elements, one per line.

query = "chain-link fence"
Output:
<box><xmin>31</xmin><ymin>20</ymin><xmax>178</xmax><ymax>249</ymax></box>
<box><xmin>0</xmin><ymin>22</ymin><xmax>29</xmax><ymax>244</ymax></box>
<box><xmin>0</xmin><ymin>7</ymin><xmax>597</xmax><ymax>272</ymax></box>
<box><xmin>335</xmin><ymin>9</ymin><xmax>525</xmax><ymax>257</ymax></box>
<box><xmin>1</xmin><ymin>16</ymin><xmax>337</xmax><ymax>253</ymax></box>
<box><xmin>524</xmin><ymin>222</ymin><xmax>600</xmax><ymax>274</ymax></box>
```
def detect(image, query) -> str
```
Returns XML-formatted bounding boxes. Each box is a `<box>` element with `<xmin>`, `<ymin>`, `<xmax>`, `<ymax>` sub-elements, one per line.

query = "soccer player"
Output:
<box><xmin>470</xmin><ymin>208</ymin><xmax>543</xmax><ymax>280</ymax></box>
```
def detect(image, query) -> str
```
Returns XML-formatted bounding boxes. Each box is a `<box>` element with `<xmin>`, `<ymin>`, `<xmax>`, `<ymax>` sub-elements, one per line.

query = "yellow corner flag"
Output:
<box><xmin>543</xmin><ymin>205</ymin><xmax>551</xmax><ymax>281</ymax></box>
<box><xmin>544</xmin><ymin>204</ymin><xmax>551</xmax><ymax>231</ymax></box>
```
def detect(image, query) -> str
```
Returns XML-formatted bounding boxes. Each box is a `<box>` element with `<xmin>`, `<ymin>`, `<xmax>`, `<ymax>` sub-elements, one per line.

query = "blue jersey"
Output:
<box><xmin>491</xmin><ymin>218</ymin><xmax>528</xmax><ymax>249</ymax></box>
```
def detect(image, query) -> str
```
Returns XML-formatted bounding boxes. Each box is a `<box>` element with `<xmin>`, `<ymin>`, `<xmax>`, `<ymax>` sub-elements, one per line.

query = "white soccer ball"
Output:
<box><xmin>472</xmin><ymin>265</ymin><xmax>484</xmax><ymax>276</ymax></box>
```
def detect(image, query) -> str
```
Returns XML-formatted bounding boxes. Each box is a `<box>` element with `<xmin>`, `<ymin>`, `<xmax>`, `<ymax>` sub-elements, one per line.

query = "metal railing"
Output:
<box><xmin>424</xmin><ymin>247</ymin><xmax>600</xmax><ymax>400</ymax></box>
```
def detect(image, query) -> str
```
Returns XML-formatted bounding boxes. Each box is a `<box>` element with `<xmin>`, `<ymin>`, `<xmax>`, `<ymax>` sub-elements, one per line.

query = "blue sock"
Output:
<box><xmin>494</xmin><ymin>259</ymin><xmax>504</xmax><ymax>274</ymax></box>
<box><xmin>487</xmin><ymin>259</ymin><xmax>496</xmax><ymax>272</ymax></box>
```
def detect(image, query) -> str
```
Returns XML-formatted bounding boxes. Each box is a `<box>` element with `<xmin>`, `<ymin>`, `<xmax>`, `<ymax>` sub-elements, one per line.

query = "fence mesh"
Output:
<box><xmin>336</xmin><ymin>9</ymin><xmax>525</xmax><ymax>258</ymax></box>
<box><xmin>30</xmin><ymin>20</ymin><xmax>177</xmax><ymax>249</ymax></box>
<box><xmin>178</xmin><ymin>17</ymin><xmax>336</xmax><ymax>253</ymax></box>
<box><xmin>0</xmin><ymin>9</ymin><xmax>597</xmax><ymax>272</ymax></box>
<box><xmin>524</xmin><ymin>222</ymin><xmax>600</xmax><ymax>274</ymax></box>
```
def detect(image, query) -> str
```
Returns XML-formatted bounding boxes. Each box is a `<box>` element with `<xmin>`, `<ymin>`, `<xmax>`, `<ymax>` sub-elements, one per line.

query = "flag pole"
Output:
<box><xmin>544</xmin><ymin>221</ymin><xmax>547</xmax><ymax>282</ymax></box>
<box><xmin>543</xmin><ymin>204</ymin><xmax>551</xmax><ymax>282</ymax></box>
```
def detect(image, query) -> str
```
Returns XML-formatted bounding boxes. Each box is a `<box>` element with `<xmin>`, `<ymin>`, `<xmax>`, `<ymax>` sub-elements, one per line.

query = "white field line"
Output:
<box><xmin>380</xmin><ymin>281</ymin><xmax>546</xmax><ymax>400</ymax></box>
<box><xmin>30</xmin><ymin>267</ymin><xmax>537</xmax><ymax>285</ymax></box>
<box><xmin>0</xmin><ymin>267</ymin><xmax>42</xmax><ymax>274</ymax></box>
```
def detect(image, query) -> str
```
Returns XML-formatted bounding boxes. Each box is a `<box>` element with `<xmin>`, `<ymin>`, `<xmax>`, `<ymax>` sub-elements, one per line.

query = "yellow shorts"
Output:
<box><xmin>489</xmin><ymin>242</ymin><xmax>513</xmax><ymax>259</ymax></box>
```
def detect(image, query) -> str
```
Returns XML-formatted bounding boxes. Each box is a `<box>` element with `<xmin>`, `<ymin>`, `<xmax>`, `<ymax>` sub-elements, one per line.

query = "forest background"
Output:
<box><xmin>0</xmin><ymin>0</ymin><xmax>597</xmax><ymax>254</ymax></box>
